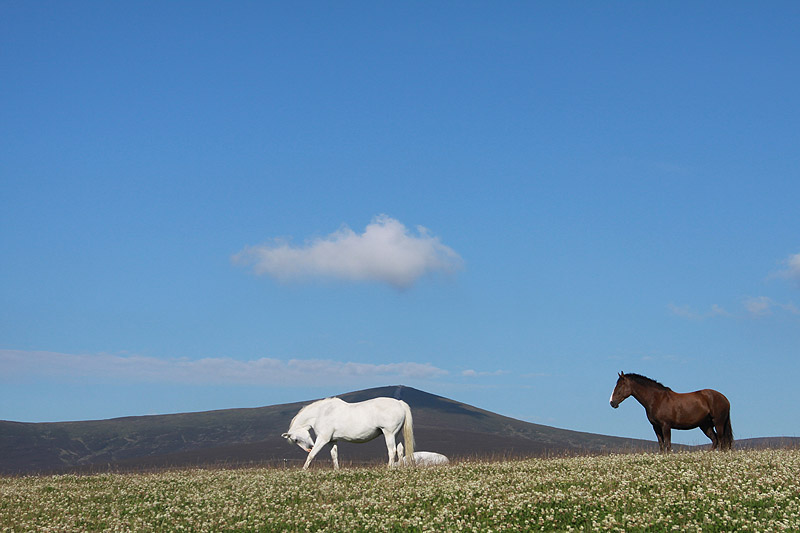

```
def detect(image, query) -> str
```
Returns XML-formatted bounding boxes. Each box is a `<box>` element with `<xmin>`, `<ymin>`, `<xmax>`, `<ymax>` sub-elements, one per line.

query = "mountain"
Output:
<box><xmin>732</xmin><ymin>437</ymin><xmax>800</xmax><ymax>450</ymax></box>
<box><xmin>2</xmin><ymin>385</ymin><xmax>785</xmax><ymax>475</ymax></box>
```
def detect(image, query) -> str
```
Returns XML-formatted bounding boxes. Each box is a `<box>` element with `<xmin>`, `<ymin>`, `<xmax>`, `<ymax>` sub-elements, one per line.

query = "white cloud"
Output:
<box><xmin>462</xmin><ymin>369</ymin><xmax>508</xmax><ymax>377</ymax></box>
<box><xmin>668</xmin><ymin>303</ymin><xmax>730</xmax><ymax>320</ymax></box>
<box><xmin>520</xmin><ymin>372</ymin><xmax>549</xmax><ymax>378</ymax></box>
<box><xmin>0</xmin><ymin>350</ymin><xmax>448</xmax><ymax>386</ymax></box>
<box><xmin>775</xmin><ymin>252</ymin><xmax>800</xmax><ymax>285</ymax></box>
<box><xmin>670</xmin><ymin>299</ymin><xmax>797</xmax><ymax>319</ymax></box>
<box><xmin>743</xmin><ymin>296</ymin><xmax>799</xmax><ymax>317</ymax></box>
<box><xmin>744</xmin><ymin>296</ymin><xmax>772</xmax><ymax>316</ymax></box>
<box><xmin>232</xmin><ymin>215</ymin><xmax>463</xmax><ymax>289</ymax></box>
<box><xmin>669</xmin><ymin>253</ymin><xmax>800</xmax><ymax>321</ymax></box>
<box><xmin>640</xmin><ymin>354</ymin><xmax>684</xmax><ymax>363</ymax></box>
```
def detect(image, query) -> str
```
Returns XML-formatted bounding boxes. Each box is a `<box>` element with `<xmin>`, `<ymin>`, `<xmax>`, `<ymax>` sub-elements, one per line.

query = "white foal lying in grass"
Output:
<box><xmin>396</xmin><ymin>442</ymin><xmax>449</xmax><ymax>466</ymax></box>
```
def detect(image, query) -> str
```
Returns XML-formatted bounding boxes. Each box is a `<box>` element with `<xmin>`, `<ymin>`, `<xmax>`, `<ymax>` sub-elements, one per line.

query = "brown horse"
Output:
<box><xmin>609</xmin><ymin>372</ymin><xmax>733</xmax><ymax>452</ymax></box>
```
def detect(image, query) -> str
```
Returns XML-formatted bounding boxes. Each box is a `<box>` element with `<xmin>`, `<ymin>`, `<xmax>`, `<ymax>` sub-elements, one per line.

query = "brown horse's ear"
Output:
<box><xmin>619</xmin><ymin>371</ymin><xmax>624</xmax><ymax>377</ymax></box>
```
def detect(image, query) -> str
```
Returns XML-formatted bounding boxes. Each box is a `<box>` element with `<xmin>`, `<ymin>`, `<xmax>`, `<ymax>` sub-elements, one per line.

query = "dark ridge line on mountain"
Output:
<box><xmin>1</xmin><ymin>385</ymin><xmax>797</xmax><ymax>475</ymax></box>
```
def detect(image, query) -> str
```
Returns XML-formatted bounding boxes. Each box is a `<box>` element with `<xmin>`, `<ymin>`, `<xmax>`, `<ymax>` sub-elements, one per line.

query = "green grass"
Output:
<box><xmin>2</xmin><ymin>449</ymin><xmax>799</xmax><ymax>531</ymax></box>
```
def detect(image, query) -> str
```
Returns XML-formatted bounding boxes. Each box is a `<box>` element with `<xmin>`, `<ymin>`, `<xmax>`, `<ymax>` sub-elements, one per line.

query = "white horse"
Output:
<box><xmin>282</xmin><ymin>397</ymin><xmax>415</xmax><ymax>469</ymax></box>
<box><xmin>396</xmin><ymin>442</ymin><xmax>449</xmax><ymax>467</ymax></box>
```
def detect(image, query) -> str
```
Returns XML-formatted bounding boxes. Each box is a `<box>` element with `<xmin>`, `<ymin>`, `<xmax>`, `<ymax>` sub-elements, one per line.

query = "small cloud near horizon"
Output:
<box><xmin>773</xmin><ymin>252</ymin><xmax>800</xmax><ymax>286</ymax></box>
<box><xmin>667</xmin><ymin>303</ymin><xmax>730</xmax><ymax>320</ymax></box>
<box><xmin>743</xmin><ymin>296</ymin><xmax>799</xmax><ymax>317</ymax></box>
<box><xmin>0</xmin><ymin>350</ymin><xmax>449</xmax><ymax>386</ymax></box>
<box><xmin>669</xmin><ymin>251</ymin><xmax>800</xmax><ymax>321</ymax></box>
<box><xmin>670</xmin><ymin>299</ymin><xmax>798</xmax><ymax>319</ymax></box>
<box><xmin>462</xmin><ymin>369</ymin><xmax>508</xmax><ymax>377</ymax></box>
<box><xmin>233</xmin><ymin>215</ymin><xmax>463</xmax><ymax>289</ymax></box>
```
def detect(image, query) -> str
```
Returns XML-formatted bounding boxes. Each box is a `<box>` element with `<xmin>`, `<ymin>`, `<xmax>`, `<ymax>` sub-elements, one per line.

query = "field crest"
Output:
<box><xmin>2</xmin><ymin>449</ymin><xmax>799</xmax><ymax>531</ymax></box>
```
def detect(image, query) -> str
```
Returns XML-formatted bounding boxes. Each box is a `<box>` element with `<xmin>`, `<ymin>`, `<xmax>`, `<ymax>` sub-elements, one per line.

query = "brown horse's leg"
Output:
<box><xmin>714</xmin><ymin>415</ymin><xmax>732</xmax><ymax>451</ymax></box>
<box><xmin>663</xmin><ymin>425</ymin><xmax>672</xmax><ymax>453</ymax></box>
<box><xmin>700</xmin><ymin>420</ymin><xmax>718</xmax><ymax>450</ymax></box>
<box><xmin>652</xmin><ymin>423</ymin><xmax>665</xmax><ymax>452</ymax></box>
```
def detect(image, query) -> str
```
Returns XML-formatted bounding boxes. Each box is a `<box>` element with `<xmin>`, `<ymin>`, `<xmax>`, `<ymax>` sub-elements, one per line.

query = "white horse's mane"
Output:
<box><xmin>289</xmin><ymin>397</ymin><xmax>341</xmax><ymax>428</ymax></box>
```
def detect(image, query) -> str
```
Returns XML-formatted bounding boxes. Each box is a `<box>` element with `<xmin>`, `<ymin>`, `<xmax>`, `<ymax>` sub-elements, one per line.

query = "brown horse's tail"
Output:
<box><xmin>719</xmin><ymin>409</ymin><xmax>734</xmax><ymax>451</ymax></box>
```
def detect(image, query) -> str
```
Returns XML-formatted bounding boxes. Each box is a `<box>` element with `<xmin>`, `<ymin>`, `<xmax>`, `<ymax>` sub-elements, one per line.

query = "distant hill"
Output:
<box><xmin>2</xmin><ymin>385</ymin><xmax>793</xmax><ymax>475</ymax></box>
<box><xmin>728</xmin><ymin>437</ymin><xmax>800</xmax><ymax>450</ymax></box>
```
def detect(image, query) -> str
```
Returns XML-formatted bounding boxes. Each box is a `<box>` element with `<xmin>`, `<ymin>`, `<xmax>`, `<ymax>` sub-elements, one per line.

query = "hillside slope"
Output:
<box><xmin>0</xmin><ymin>385</ymin><xmax>694</xmax><ymax>474</ymax></box>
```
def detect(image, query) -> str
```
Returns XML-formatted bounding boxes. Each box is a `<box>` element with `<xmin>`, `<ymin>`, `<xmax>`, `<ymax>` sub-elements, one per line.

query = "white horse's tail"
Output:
<box><xmin>400</xmin><ymin>400</ymin><xmax>415</xmax><ymax>465</ymax></box>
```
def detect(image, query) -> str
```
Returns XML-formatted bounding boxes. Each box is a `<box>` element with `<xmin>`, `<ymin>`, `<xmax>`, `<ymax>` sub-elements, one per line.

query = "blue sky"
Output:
<box><xmin>2</xmin><ymin>2</ymin><xmax>799</xmax><ymax>445</ymax></box>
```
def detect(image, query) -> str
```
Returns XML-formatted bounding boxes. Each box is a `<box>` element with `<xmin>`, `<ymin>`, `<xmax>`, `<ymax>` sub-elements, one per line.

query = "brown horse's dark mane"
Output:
<box><xmin>625</xmin><ymin>373</ymin><xmax>672</xmax><ymax>391</ymax></box>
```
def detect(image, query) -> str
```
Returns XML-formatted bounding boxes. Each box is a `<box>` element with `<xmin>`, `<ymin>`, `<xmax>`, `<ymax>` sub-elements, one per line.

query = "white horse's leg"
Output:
<box><xmin>329</xmin><ymin>442</ymin><xmax>339</xmax><ymax>470</ymax></box>
<box><xmin>381</xmin><ymin>429</ymin><xmax>397</xmax><ymax>468</ymax></box>
<box><xmin>303</xmin><ymin>434</ymin><xmax>331</xmax><ymax>469</ymax></box>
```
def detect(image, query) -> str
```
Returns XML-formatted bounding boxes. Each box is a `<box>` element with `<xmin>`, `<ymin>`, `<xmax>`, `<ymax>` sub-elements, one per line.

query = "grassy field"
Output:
<box><xmin>1</xmin><ymin>449</ymin><xmax>799</xmax><ymax>532</ymax></box>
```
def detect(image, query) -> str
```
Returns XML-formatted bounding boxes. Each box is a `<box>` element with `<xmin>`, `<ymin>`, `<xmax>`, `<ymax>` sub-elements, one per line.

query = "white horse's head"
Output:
<box><xmin>281</xmin><ymin>427</ymin><xmax>314</xmax><ymax>453</ymax></box>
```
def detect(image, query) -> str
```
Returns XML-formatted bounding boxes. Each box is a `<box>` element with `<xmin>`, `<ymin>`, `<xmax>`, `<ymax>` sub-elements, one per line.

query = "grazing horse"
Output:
<box><xmin>282</xmin><ymin>397</ymin><xmax>415</xmax><ymax>469</ymax></box>
<box><xmin>396</xmin><ymin>442</ymin><xmax>449</xmax><ymax>467</ymax></box>
<box><xmin>609</xmin><ymin>372</ymin><xmax>733</xmax><ymax>452</ymax></box>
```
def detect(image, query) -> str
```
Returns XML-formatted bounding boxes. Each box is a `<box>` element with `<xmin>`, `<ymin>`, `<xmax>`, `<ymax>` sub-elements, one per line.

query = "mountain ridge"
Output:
<box><xmin>1</xmin><ymin>385</ymin><xmax>796</xmax><ymax>474</ymax></box>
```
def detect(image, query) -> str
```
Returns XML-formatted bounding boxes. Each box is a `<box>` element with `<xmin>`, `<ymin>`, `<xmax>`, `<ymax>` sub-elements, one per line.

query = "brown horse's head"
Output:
<box><xmin>609</xmin><ymin>371</ymin><xmax>632</xmax><ymax>408</ymax></box>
